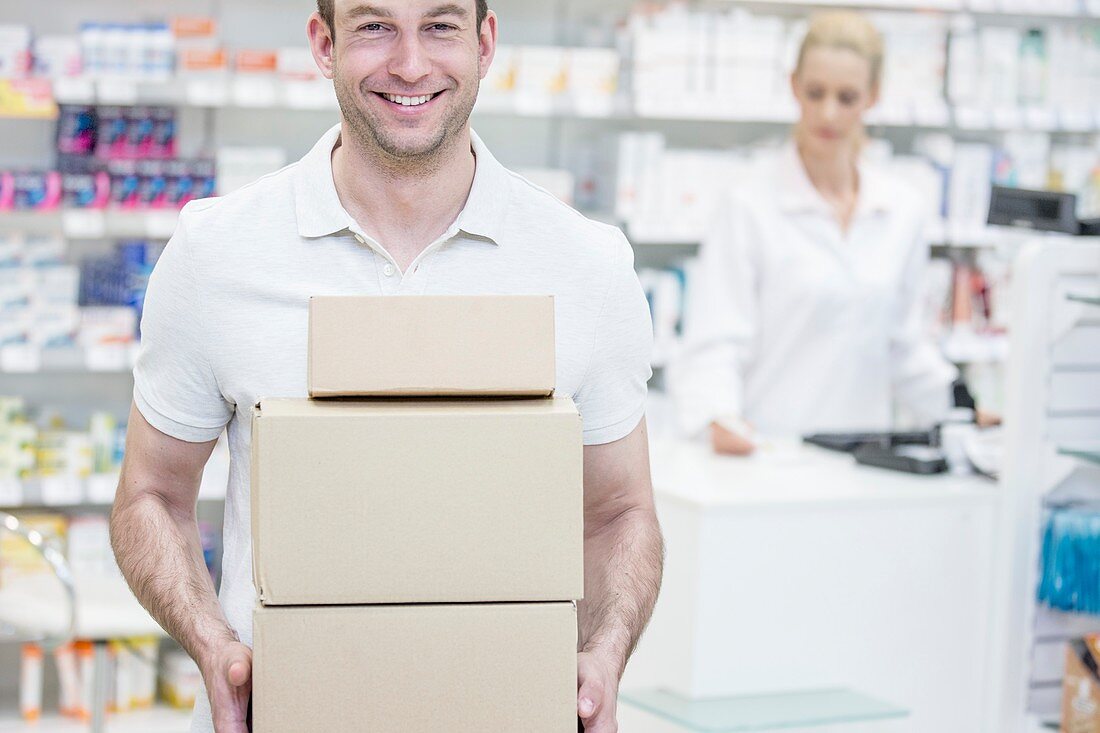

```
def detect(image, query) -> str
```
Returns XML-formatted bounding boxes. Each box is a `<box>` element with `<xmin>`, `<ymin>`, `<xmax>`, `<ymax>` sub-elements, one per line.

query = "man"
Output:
<box><xmin>109</xmin><ymin>2</ymin><xmax>664</xmax><ymax>732</ymax></box>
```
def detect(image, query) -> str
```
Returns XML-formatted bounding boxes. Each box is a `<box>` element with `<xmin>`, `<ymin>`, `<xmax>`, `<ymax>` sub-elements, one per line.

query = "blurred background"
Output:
<box><xmin>0</xmin><ymin>0</ymin><xmax>1098</xmax><ymax>731</ymax></box>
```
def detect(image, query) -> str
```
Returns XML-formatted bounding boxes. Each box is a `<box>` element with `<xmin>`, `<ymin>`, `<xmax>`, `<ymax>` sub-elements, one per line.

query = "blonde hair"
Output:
<box><xmin>795</xmin><ymin>11</ymin><xmax>884</xmax><ymax>91</ymax></box>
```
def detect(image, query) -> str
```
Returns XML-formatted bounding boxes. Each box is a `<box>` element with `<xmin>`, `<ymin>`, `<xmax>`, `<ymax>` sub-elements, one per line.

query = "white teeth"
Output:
<box><xmin>383</xmin><ymin>93</ymin><xmax>433</xmax><ymax>106</ymax></box>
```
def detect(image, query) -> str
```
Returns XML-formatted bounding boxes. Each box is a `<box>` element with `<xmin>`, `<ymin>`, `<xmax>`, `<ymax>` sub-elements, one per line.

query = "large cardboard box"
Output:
<box><xmin>251</xmin><ymin>397</ymin><xmax>583</xmax><ymax>605</ymax></box>
<box><xmin>252</xmin><ymin>601</ymin><xmax>578</xmax><ymax>733</ymax></box>
<box><xmin>308</xmin><ymin>295</ymin><xmax>556</xmax><ymax>397</ymax></box>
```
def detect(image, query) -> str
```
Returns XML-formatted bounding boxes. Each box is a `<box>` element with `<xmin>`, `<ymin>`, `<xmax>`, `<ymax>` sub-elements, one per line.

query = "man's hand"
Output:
<box><xmin>577</xmin><ymin>650</ymin><xmax>620</xmax><ymax>732</ymax></box>
<box><xmin>203</xmin><ymin>640</ymin><xmax>252</xmax><ymax>733</ymax></box>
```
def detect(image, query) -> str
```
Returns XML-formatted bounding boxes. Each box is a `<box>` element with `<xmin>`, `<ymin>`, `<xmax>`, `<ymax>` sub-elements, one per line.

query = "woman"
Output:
<box><xmin>670</xmin><ymin>11</ymin><xmax>960</xmax><ymax>455</ymax></box>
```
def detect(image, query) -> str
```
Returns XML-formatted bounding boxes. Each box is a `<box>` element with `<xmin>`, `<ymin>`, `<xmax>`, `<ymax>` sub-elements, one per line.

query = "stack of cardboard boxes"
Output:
<box><xmin>250</xmin><ymin>295</ymin><xmax>583</xmax><ymax>732</ymax></box>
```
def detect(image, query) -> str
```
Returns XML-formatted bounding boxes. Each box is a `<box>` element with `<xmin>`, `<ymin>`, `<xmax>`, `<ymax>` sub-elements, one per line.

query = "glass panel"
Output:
<box><xmin>619</xmin><ymin>688</ymin><xmax>908</xmax><ymax>731</ymax></box>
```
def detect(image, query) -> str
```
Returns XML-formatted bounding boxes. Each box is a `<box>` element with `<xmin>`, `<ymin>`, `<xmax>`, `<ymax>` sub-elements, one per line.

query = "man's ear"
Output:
<box><xmin>307</xmin><ymin>11</ymin><xmax>336</xmax><ymax>80</ymax></box>
<box><xmin>477</xmin><ymin>10</ymin><xmax>498</xmax><ymax>81</ymax></box>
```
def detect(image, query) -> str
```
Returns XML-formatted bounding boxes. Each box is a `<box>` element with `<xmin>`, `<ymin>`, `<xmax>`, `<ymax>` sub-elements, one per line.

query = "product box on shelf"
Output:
<box><xmin>1063</xmin><ymin>635</ymin><xmax>1100</xmax><ymax>730</ymax></box>
<box><xmin>308</xmin><ymin>295</ymin><xmax>556</xmax><ymax>397</ymax></box>
<box><xmin>251</xmin><ymin>396</ymin><xmax>583</xmax><ymax>605</ymax></box>
<box><xmin>252</xmin><ymin>602</ymin><xmax>577</xmax><ymax>733</ymax></box>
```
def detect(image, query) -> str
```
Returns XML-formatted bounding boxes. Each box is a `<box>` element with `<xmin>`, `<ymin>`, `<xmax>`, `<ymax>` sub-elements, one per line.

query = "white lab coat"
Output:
<box><xmin>669</xmin><ymin>142</ymin><xmax>958</xmax><ymax>438</ymax></box>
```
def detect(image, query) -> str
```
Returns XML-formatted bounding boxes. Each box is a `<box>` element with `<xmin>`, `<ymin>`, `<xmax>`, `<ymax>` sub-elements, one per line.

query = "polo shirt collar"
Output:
<box><xmin>777</xmin><ymin>140</ymin><xmax>891</xmax><ymax>218</ymax></box>
<box><xmin>293</xmin><ymin>123</ymin><xmax>509</xmax><ymax>245</ymax></box>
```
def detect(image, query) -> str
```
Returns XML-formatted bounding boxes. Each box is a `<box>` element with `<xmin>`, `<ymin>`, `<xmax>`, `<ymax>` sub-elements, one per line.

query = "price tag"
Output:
<box><xmin>86</xmin><ymin>473</ymin><xmax>120</xmax><ymax>504</ymax></box>
<box><xmin>514</xmin><ymin>93</ymin><xmax>555</xmax><ymax>117</ymax></box>
<box><xmin>1059</xmin><ymin>107</ymin><xmax>1094</xmax><ymax>133</ymax></box>
<box><xmin>97</xmin><ymin>77</ymin><xmax>139</xmax><ymax>105</ymax></box>
<box><xmin>40</xmin><ymin>475</ymin><xmax>84</xmax><ymax>506</ymax></box>
<box><xmin>62</xmin><ymin>209</ymin><xmax>107</xmax><ymax>239</ymax></box>
<box><xmin>185</xmin><ymin>78</ymin><xmax>230</xmax><ymax>107</ymax></box>
<box><xmin>0</xmin><ymin>344</ymin><xmax>41</xmax><ymax>373</ymax></box>
<box><xmin>84</xmin><ymin>344</ymin><xmax>131</xmax><ymax>372</ymax></box>
<box><xmin>914</xmin><ymin>103</ymin><xmax>950</xmax><ymax>128</ymax></box>
<box><xmin>0</xmin><ymin>479</ymin><xmax>22</xmax><ymax>507</ymax></box>
<box><xmin>1024</xmin><ymin>106</ymin><xmax>1055</xmax><ymax>131</ymax></box>
<box><xmin>145</xmin><ymin>210</ymin><xmax>180</xmax><ymax>239</ymax></box>
<box><xmin>954</xmin><ymin>106</ymin><xmax>990</xmax><ymax>130</ymax></box>
<box><xmin>52</xmin><ymin>76</ymin><xmax>96</xmax><ymax>104</ymax></box>
<box><xmin>991</xmin><ymin>107</ymin><xmax>1021</xmax><ymax>130</ymax></box>
<box><xmin>232</xmin><ymin>76</ymin><xmax>278</xmax><ymax>108</ymax></box>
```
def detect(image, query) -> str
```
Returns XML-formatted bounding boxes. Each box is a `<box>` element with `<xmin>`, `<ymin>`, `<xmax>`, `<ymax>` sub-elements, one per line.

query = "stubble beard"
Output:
<box><xmin>333</xmin><ymin>61</ymin><xmax>480</xmax><ymax>172</ymax></box>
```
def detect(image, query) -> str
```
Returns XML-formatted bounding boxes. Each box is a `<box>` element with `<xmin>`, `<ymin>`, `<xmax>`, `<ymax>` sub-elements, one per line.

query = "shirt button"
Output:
<box><xmin>383</xmin><ymin>264</ymin><xmax>396</xmax><ymax>277</ymax></box>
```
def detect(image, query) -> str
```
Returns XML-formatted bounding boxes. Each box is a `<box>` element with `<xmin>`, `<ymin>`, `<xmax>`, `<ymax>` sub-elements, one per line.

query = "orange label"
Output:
<box><xmin>172</xmin><ymin>16</ymin><xmax>218</xmax><ymax>38</ymax></box>
<box><xmin>181</xmin><ymin>48</ymin><xmax>227</xmax><ymax>72</ymax></box>
<box><xmin>235</xmin><ymin>50</ymin><xmax>278</xmax><ymax>73</ymax></box>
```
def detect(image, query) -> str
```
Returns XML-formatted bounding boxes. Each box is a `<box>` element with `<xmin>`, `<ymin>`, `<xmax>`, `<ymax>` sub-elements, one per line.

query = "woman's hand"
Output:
<box><xmin>710</xmin><ymin>420</ymin><xmax>755</xmax><ymax>456</ymax></box>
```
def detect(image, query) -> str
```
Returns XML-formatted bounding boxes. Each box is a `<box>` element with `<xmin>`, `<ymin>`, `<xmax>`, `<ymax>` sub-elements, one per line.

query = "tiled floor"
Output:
<box><xmin>0</xmin><ymin>707</ymin><xmax>191</xmax><ymax>732</ymax></box>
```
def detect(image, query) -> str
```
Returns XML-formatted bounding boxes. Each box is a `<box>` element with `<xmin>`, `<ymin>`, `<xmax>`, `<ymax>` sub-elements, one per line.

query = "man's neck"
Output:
<box><xmin>330</xmin><ymin>124</ymin><xmax>477</xmax><ymax>270</ymax></box>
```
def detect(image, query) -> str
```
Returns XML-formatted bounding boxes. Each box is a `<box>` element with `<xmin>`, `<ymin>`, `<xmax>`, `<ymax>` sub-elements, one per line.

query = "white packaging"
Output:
<box><xmin>0</xmin><ymin>25</ymin><xmax>32</xmax><ymax>78</ymax></box>
<box><xmin>55</xmin><ymin>644</ymin><xmax>81</xmax><ymax>716</ymax></box>
<box><xmin>19</xmin><ymin>644</ymin><xmax>42</xmax><ymax>721</ymax></box>
<box><xmin>33</xmin><ymin>35</ymin><xmax>82</xmax><ymax>78</ymax></box>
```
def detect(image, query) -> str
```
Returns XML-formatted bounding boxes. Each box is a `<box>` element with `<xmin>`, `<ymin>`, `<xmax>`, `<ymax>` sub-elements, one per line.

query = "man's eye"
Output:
<box><xmin>429</xmin><ymin>23</ymin><xmax>457</xmax><ymax>31</ymax></box>
<box><xmin>358</xmin><ymin>23</ymin><xmax>386</xmax><ymax>32</ymax></box>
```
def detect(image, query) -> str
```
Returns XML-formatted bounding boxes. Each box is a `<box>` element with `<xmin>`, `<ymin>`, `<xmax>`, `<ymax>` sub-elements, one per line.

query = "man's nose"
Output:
<box><xmin>387</xmin><ymin>32</ymin><xmax>432</xmax><ymax>85</ymax></box>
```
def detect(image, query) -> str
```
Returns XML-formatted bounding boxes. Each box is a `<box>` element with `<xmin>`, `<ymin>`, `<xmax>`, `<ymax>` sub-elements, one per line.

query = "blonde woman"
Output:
<box><xmin>670</xmin><ymin>11</ymin><xmax>961</xmax><ymax>455</ymax></box>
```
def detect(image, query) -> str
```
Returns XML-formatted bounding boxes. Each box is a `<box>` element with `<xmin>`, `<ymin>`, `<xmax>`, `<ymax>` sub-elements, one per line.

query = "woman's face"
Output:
<box><xmin>791</xmin><ymin>46</ymin><xmax>878</xmax><ymax>155</ymax></box>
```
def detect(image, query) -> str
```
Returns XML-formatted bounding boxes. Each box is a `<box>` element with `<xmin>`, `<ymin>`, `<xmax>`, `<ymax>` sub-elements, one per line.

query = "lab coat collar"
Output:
<box><xmin>293</xmin><ymin>124</ymin><xmax>508</xmax><ymax>245</ymax></box>
<box><xmin>776</xmin><ymin>140</ymin><xmax>892</xmax><ymax>219</ymax></box>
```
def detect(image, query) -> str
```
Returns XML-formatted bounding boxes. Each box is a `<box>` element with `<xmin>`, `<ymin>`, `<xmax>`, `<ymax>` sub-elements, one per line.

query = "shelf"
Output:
<box><xmin>619</xmin><ymin>688</ymin><xmax>908</xmax><ymax>731</ymax></box>
<box><xmin>726</xmin><ymin>0</ymin><xmax>1100</xmax><ymax>21</ymax></box>
<box><xmin>0</xmin><ymin>704</ymin><xmax>191</xmax><ymax>732</ymax></box>
<box><xmin>1068</xmin><ymin>294</ymin><xmax>1100</xmax><ymax>306</ymax></box>
<box><xmin>1059</xmin><ymin>448</ymin><xmax>1100</xmax><ymax>466</ymax></box>
<box><xmin>4</xmin><ymin>75</ymin><xmax>1099</xmax><ymax>133</ymax></box>
<box><xmin>0</xmin><ymin>344</ymin><xmax>138</xmax><ymax>375</ymax></box>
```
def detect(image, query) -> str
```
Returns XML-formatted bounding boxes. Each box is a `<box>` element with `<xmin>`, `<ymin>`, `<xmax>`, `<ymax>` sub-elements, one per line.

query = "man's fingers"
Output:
<box><xmin>227</xmin><ymin>660</ymin><xmax>249</xmax><ymax>687</ymax></box>
<box><xmin>225</xmin><ymin>646</ymin><xmax>252</xmax><ymax>687</ymax></box>
<box><xmin>578</xmin><ymin>676</ymin><xmax>603</xmax><ymax>719</ymax></box>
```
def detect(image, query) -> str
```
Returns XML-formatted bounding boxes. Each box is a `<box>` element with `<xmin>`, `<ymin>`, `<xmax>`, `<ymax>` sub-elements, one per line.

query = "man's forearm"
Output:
<box><xmin>110</xmin><ymin>492</ymin><xmax>235</xmax><ymax>669</ymax></box>
<box><xmin>578</xmin><ymin>507</ymin><xmax>664</xmax><ymax>676</ymax></box>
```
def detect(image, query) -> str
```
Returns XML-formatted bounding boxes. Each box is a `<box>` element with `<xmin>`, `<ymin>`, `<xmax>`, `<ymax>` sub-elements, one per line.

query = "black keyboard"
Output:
<box><xmin>803</xmin><ymin>430</ymin><xmax>934</xmax><ymax>453</ymax></box>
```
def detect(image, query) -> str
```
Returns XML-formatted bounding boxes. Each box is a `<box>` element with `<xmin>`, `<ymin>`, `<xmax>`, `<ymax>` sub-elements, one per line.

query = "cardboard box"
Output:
<box><xmin>251</xmin><ymin>397</ymin><xmax>583</xmax><ymax>605</ymax></box>
<box><xmin>308</xmin><ymin>295</ymin><xmax>555</xmax><ymax>397</ymax></box>
<box><xmin>253</xmin><ymin>602</ymin><xmax>577</xmax><ymax>733</ymax></box>
<box><xmin>1062</xmin><ymin>636</ymin><xmax>1100</xmax><ymax>732</ymax></box>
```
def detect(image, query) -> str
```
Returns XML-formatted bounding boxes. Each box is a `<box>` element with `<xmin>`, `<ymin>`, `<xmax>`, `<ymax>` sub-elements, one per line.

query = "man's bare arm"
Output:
<box><xmin>576</xmin><ymin>417</ymin><xmax>664</xmax><ymax>731</ymax></box>
<box><xmin>110</xmin><ymin>403</ymin><xmax>250</xmax><ymax>733</ymax></box>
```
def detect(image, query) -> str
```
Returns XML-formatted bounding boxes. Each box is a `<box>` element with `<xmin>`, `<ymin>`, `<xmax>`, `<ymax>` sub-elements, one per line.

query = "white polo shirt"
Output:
<box><xmin>133</xmin><ymin>124</ymin><xmax>652</xmax><ymax>731</ymax></box>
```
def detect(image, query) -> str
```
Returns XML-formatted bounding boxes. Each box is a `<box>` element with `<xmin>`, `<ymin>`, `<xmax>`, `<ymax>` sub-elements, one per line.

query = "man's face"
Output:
<box><xmin>313</xmin><ymin>0</ymin><xmax>495</xmax><ymax>162</ymax></box>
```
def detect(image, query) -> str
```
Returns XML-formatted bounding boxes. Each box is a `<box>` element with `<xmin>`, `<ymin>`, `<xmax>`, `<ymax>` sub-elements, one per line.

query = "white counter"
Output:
<box><xmin>648</xmin><ymin>438</ymin><xmax>995</xmax><ymax>509</ymax></box>
<box><xmin>620</xmin><ymin>439</ymin><xmax>999</xmax><ymax>733</ymax></box>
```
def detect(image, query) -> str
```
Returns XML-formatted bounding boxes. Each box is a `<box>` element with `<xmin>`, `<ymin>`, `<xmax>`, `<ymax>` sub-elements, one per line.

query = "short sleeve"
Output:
<box><xmin>132</xmin><ymin>210</ymin><xmax>233</xmax><ymax>442</ymax></box>
<box><xmin>574</xmin><ymin>231</ymin><xmax>653</xmax><ymax>445</ymax></box>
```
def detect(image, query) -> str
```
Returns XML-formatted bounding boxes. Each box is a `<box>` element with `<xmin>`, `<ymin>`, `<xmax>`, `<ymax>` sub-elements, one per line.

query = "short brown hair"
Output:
<box><xmin>317</xmin><ymin>1</ymin><xmax>490</xmax><ymax>37</ymax></box>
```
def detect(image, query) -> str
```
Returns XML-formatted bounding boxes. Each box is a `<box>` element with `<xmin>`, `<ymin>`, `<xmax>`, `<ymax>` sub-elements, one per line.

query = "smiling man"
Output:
<box><xmin>108</xmin><ymin>2</ymin><xmax>663</xmax><ymax>732</ymax></box>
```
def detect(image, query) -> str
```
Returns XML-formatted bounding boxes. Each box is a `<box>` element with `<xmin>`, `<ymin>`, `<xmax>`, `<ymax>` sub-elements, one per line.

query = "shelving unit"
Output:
<box><xmin>988</xmin><ymin>238</ymin><xmax>1100</xmax><ymax>731</ymax></box>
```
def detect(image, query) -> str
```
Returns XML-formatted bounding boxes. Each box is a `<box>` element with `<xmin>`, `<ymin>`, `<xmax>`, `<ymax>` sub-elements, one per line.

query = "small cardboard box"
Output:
<box><xmin>1062</xmin><ymin>636</ymin><xmax>1100</xmax><ymax>732</ymax></box>
<box><xmin>251</xmin><ymin>397</ymin><xmax>583</xmax><ymax>605</ymax></box>
<box><xmin>252</xmin><ymin>602</ymin><xmax>578</xmax><ymax>733</ymax></box>
<box><xmin>308</xmin><ymin>295</ymin><xmax>556</xmax><ymax>397</ymax></box>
